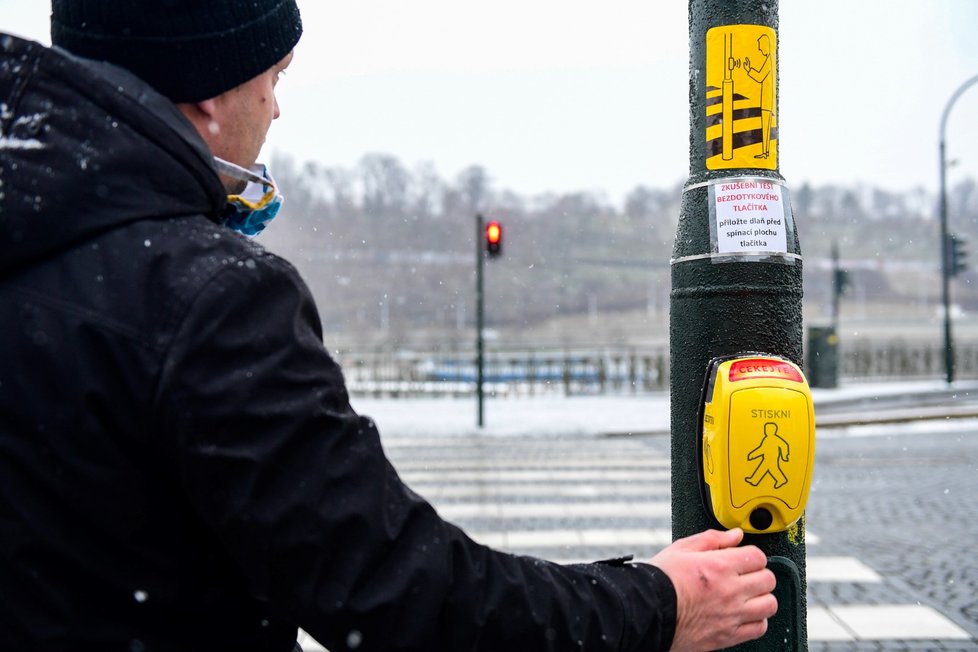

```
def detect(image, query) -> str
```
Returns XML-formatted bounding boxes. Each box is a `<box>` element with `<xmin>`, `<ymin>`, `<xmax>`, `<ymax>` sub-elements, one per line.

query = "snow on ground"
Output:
<box><xmin>352</xmin><ymin>393</ymin><xmax>671</xmax><ymax>439</ymax></box>
<box><xmin>351</xmin><ymin>379</ymin><xmax>978</xmax><ymax>439</ymax></box>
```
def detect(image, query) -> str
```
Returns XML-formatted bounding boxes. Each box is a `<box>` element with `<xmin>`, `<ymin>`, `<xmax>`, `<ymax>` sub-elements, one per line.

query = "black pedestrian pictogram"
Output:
<box><xmin>745</xmin><ymin>422</ymin><xmax>789</xmax><ymax>489</ymax></box>
<box><xmin>745</xmin><ymin>33</ymin><xmax>775</xmax><ymax>160</ymax></box>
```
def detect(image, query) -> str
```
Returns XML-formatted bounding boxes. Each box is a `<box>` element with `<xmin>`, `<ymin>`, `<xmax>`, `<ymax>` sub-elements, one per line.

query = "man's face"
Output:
<box><xmin>209</xmin><ymin>51</ymin><xmax>294</xmax><ymax>190</ymax></box>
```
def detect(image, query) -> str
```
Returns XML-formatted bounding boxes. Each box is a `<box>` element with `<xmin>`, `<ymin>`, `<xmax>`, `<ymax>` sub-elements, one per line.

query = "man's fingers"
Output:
<box><xmin>702</xmin><ymin>542</ymin><xmax>769</xmax><ymax>577</ymax></box>
<box><xmin>742</xmin><ymin>592</ymin><xmax>778</xmax><ymax>623</ymax></box>
<box><xmin>740</xmin><ymin>565</ymin><xmax>777</xmax><ymax>598</ymax></box>
<box><xmin>732</xmin><ymin>617</ymin><xmax>769</xmax><ymax>646</ymax></box>
<box><xmin>673</xmin><ymin>527</ymin><xmax>744</xmax><ymax>552</ymax></box>
<box><xmin>726</xmin><ymin>544</ymin><xmax>769</xmax><ymax>576</ymax></box>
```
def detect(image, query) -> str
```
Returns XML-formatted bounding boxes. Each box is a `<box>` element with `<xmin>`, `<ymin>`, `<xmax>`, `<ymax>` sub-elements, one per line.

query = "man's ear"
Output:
<box><xmin>176</xmin><ymin>99</ymin><xmax>218</xmax><ymax>122</ymax></box>
<box><xmin>176</xmin><ymin>99</ymin><xmax>221</xmax><ymax>147</ymax></box>
<box><xmin>195</xmin><ymin>99</ymin><xmax>218</xmax><ymax>119</ymax></box>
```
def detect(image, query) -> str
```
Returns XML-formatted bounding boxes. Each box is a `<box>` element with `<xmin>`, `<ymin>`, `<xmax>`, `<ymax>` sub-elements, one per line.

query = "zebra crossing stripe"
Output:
<box><xmin>808</xmin><ymin>605</ymin><xmax>971</xmax><ymax>641</ymax></box>
<box><xmin>392</xmin><ymin>456</ymin><xmax>670</xmax><ymax>471</ymax></box>
<box><xmin>412</xmin><ymin>483</ymin><xmax>671</xmax><ymax>499</ymax></box>
<box><xmin>434</xmin><ymin>500</ymin><xmax>671</xmax><ymax>520</ymax></box>
<box><xmin>806</xmin><ymin>556</ymin><xmax>880</xmax><ymax>583</ymax></box>
<box><xmin>468</xmin><ymin>527</ymin><xmax>674</xmax><ymax>550</ymax></box>
<box><xmin>402</xmin><ymin>469</ymin><xmax>669</xmax><ymax>483</ymax></box>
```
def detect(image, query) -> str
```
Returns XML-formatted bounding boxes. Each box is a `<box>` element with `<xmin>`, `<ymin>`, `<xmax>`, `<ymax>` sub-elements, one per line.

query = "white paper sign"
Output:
<box><xmin>714</xmin><ymin>180</ymin><xmax>787</xmax><ymax>254</ymax></box>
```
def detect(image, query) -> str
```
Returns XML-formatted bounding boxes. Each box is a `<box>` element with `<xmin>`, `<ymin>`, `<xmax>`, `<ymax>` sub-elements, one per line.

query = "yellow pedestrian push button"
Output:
<box><xmin>700</xmin><ymin>354</ymin><xmax>815</xmax><ymax>533</ymax></box>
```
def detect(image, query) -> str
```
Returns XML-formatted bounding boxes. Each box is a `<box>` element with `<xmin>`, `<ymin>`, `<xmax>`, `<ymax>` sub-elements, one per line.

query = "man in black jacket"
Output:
<box><xmin>0</xmin><ymin>1</ymin><xmax>776</xmax><ymax>650</ymax></box>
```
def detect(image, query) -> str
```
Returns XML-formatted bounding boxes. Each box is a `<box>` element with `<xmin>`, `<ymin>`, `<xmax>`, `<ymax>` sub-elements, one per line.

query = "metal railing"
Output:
<box><xmin>841</xmin><ymin>339</ymin><xmax>978</xmax><ymax>381</ymax></box>
<box><xmin>334</xmin><ymin>339</ymin><xmax>978</xmax><ymax>397</ymax></box>
<box><xmin>337</xmin><ymin>346</ymin><xmax>669</xmax><ymax>398</ymax></box>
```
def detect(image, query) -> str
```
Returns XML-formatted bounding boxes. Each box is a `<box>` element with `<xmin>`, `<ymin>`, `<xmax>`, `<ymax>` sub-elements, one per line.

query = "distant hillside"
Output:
<box><xmin>258</xmin><ymin>153</ymin><xmax>978</xmax><ymax>348</ymax></box>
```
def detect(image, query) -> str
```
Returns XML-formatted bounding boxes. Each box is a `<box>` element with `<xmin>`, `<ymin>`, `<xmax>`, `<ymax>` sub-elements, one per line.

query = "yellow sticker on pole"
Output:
<box><xmin>705</xmin><ymin>25</ymin><xmax>777</xmax><ymax>170</ymax></box>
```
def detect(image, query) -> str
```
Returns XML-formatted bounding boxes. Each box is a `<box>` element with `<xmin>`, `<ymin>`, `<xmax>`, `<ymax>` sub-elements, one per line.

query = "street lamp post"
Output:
<box><xmin>939</xmin><ymin>74</ymin><xmax>978</xmax><ymax>384</ymax></box>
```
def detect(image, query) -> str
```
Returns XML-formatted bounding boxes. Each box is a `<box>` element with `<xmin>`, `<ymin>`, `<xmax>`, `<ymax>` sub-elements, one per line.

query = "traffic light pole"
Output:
<box><xmin>831</xmin><ymin>242</ymin><xmax>841</xmax><ymax>334</ymax></box>
<box><xmin>938</xmin><ymin>74</ymin><xmax>978</xmax><ymax>384</ymax></box>
<box><xmin>939</xmin><ymin>132</ymin><xmax>953</xmax><ymax>383</ymax></box>
<box><xmin>671</xmin><ymin>1</ymin><xmax>807</xmax><ymax>648</ymax></box>
<box><xmin>476</xmin><ymin>213</ymin><xmax>485</xmax><ymax>427</ymax></box>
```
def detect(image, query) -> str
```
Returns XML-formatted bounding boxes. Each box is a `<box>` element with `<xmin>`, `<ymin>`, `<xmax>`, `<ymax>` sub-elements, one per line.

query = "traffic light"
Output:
<box><xmin>948</xmin><ymin>233</ymin><xmax>968</xmax><ymax>277</ymax></box>
<box><xmin>486</xmin><ymin>220</ymin><xmax>502</xmax><ymax>257</ymax></box>
<box><xmin>833</xmin><ymin>269</ymin><xmax>851</xmax><ymax>297</ymax></box>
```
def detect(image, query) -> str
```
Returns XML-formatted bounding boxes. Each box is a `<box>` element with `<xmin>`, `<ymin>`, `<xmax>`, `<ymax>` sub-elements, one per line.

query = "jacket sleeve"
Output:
<box><xmin>155</xmin><ymin>251</ymin><xmax>677</xmax><ymax>652</ymax></box>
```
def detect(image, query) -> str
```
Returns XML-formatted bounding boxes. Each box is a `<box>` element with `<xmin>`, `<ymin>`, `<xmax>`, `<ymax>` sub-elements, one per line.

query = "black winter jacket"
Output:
<box><xmin>0</xmin><ymin>34</ymin><xmax>677</xmax><ymax>651</ymax></box>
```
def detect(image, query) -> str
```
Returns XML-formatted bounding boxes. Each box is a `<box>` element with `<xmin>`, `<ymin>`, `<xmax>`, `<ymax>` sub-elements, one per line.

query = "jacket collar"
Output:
<box><xmin>0</xmin><ymin>33</ymin><xmax>227</xmax><ymax>275</ymax></box>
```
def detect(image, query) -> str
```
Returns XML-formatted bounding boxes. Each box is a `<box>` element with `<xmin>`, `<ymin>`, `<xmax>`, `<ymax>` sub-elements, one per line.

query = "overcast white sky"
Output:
<box><xmin>5</xmin><ymin>1</ymin><xmax>978</xmax><ymax>204</ymax></box>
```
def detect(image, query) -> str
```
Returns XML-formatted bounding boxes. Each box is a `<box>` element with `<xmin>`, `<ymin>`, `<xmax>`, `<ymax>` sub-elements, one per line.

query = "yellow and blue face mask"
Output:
<box><xmin>213</xmin><ymin>157</ymin><xmax>284</xmax><ymax>237</ymax></box>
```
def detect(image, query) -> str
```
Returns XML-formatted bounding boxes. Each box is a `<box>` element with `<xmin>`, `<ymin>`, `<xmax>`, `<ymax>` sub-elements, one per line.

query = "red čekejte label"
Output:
<box><xmin>728</xmin><ymin>358</ymin><xmax>803</xmax><ymax>383</ymax></box>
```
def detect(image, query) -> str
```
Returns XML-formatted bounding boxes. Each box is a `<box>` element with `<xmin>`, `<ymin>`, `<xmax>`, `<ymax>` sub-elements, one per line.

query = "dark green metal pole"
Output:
<box><xmin>940</xmin><ymin>131</ymin><xmax>954</xmax><ymax>384</ymax></box>
<box><xmin>831</xmin><ymin>242</ymin><xmax>841</xmax><ymax>334</ymax></box>
<box><xmin>476</xmin><ymin>213</ymin><xmax>485</xmax><ymax>427</ymax></box>
<box><xmin>938</xmin><ymin>74</ymin><xmax>978</xmax><ymax>384</ymax></box>
<box><xmin>671</xmin><ymin>1</ymin><xmax>806</xmax><ymax>648</ymax></box>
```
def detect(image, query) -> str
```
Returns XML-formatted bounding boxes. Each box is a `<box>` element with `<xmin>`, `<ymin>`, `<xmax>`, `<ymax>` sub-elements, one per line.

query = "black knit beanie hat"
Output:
<box><xmin>51</xmin><ymin>0</ymin><xmax>302</xmax><ymax>103</ymax></box>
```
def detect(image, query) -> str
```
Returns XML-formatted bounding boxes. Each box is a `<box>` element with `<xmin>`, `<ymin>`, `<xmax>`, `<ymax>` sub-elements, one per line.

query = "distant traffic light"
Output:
<box><xmin>486</xmin><ymin>220</ymin><xmax>502</xmax><ymax>257</ymax></box>
<box><xmin>948</xmin><ymin>232</ymin><xmax>968</xmax><ymax>277</ymax></box>
<box><xmin>833</xmin><ymin>269</ymin><xmax>851</xmax><ymax>297</ymax></box>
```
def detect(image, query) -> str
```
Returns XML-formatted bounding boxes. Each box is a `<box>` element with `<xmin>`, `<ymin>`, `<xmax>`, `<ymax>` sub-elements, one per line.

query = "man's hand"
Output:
<box><xmin>650</xmin><ymin>528</ymin><xmax>777</xmax><ymax>651</ymax></box>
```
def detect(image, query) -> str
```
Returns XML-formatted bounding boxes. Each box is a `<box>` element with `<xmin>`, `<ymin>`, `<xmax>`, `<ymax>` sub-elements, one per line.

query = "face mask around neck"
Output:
<box><xmin>213</xmin><ymin>157</ymin><xmax>284</xmax><ymax>237</ymax></box>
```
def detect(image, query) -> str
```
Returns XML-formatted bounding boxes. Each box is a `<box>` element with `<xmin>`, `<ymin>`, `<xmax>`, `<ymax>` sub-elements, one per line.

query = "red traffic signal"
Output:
<box><xmin>486</xmin><ymin>220</ymin><xmax>502</xmax><ymax>257</ymax></box>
